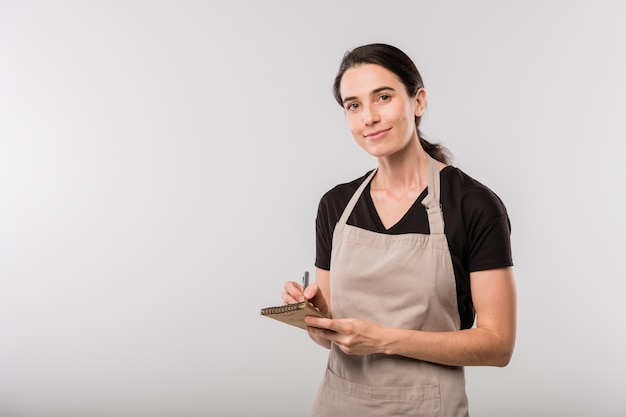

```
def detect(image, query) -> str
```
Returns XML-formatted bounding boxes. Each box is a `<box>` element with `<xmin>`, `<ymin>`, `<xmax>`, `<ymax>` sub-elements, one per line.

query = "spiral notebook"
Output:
<box><xmin>260</xmin><ymin>301</ymin><xmax>327</xmax><ymax>330</ymax></box>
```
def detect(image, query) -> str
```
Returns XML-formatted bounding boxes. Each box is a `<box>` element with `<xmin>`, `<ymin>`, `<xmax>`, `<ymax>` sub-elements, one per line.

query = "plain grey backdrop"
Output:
<box><xmin>1</xmin><ymin>1</ymin><xmax>625</xmax><ymax>416</ymax></box>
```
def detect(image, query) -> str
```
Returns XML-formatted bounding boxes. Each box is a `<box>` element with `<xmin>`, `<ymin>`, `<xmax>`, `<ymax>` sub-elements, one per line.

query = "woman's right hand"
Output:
<box><xmin>282</xmin><ymin>269</ymin><xmax>332</xmax><ymax>349</ymax></box>
<box><xmin>281</xmin><ymin>280</ymin><xmax>330</xmax><ymax>318</ymax></box>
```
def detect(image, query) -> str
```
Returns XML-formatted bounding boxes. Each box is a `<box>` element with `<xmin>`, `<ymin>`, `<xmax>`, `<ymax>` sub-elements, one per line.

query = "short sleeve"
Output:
<box><xmin>462</xmin><ymin>186</ymin><xmax>513</xmax><ymax>272</ymax></box>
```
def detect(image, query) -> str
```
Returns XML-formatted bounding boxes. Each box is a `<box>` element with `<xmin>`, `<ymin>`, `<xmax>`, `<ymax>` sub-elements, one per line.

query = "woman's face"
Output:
<box><xmin>339</xmin><ymin>64</ymin><xmax>425</xmax><ymax>158</ymax></box>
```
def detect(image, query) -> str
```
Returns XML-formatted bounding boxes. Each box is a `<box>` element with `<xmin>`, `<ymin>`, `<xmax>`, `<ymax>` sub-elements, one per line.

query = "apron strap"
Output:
<box><xmin>337</xmin><ymin>168</ymin><xmax>377</xmax><ymax>226</ymax></box>
<box><xmin>421</xmin><ymin>156</ymin><xmax>445</xmax><ymax>234</ymax></box>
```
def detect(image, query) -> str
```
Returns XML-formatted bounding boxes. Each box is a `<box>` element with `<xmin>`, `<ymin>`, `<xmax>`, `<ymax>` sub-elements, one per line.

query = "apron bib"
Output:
<box><xmin>311</xmin><ymin>156</ymin><xmax>469</xmax><ymax>417</ymax></box>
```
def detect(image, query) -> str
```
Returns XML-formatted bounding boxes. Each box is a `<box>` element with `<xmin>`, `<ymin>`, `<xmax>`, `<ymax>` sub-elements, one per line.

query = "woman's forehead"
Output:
<box><xmin>340</xmin><ymin>64</ymin><xmax>403</xmax><ymax>98</ymax></box>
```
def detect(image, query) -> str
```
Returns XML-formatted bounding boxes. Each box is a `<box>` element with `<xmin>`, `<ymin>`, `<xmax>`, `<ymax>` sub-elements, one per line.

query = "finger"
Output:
<box><xmin>283</xmin><ymin>280</ymin><xmax>306</xmax><ymax>302</ymax></box>
<box><xmin>304</xmin><ymin>316</ymin><xmax>337</xmax><ymax>331</ymax></box>
<box><xmin>307</xmin><ymin>324</ymin><xmax>339</xmax><ymax>343</ymax></box>
<box><xmin>280</xmin><ymin>291</ymin><xmax>300</xmax><ymax>305</ymax></box>
<box><xmin>303</xmin><ymin>283</ymin><xmax>329</xmax><ymax>314</ymax></box>
<box><xmin>302</xmin><ymin>282</ymin><xmax>318</xmax><ymax>300</ymax></box>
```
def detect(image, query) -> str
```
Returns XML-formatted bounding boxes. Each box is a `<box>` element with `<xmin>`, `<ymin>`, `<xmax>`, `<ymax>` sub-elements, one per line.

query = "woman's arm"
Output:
<box><xmin>305</xmin><ymin>267</ymin><xmax>517</xmax><ymax>367</ymax></box>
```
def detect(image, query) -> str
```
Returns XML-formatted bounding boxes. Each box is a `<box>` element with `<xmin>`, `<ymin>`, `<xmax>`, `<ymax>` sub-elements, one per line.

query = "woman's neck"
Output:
<box><xmin>372</xmin><ymin>141</ymin><xmax>431</xmax><ymax>195</ymax></box>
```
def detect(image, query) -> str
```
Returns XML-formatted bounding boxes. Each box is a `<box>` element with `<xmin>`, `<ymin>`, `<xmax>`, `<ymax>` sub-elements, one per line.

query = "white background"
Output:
<box><xmin>1</xmin><ymin>1</ymin><xmax>625</xmax><ymax>416</ymax></box>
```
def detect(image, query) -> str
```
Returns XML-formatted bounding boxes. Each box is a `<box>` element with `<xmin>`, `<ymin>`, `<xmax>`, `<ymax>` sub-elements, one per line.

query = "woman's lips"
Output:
<box><xmin>364</xmin><ymin>128</ymin><xmax>391</xmax><ymax>140</ymax></box>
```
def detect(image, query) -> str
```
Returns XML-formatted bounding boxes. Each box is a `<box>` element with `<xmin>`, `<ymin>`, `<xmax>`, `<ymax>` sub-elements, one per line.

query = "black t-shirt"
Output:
<box><xmin>315</xmin><ymin>166</ymin><xmax>513</xmax><ymax>329</ymax></box>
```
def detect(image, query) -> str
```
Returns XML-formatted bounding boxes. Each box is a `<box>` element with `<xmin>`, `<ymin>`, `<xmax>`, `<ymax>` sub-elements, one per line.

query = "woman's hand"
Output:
<box><xmin>281</xmin><ymin>280</ymin><xmax>330</xmax><ymax>319</ymax></box>
<box><xmin>281</xmin><ymin>269</ymin><xmax>333</xmax><ymax>349</ymax></box>
<box><xmin>304</xmin><ymin>316</ymin><xmax>388</xmax><ymax>356</ymax></box>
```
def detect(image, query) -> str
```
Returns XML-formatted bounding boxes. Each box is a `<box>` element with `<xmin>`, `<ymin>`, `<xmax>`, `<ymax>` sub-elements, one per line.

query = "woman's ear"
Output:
<box><xmin>414</xmin><ymin>88</ymin><xmax>427</xmax><ymax>117</ymax></box>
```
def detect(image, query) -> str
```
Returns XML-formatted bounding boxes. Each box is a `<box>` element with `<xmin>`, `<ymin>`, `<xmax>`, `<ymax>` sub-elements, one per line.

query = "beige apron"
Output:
<box><xmin>311</xmin><ymin>156</ymin><xmax>469</xmax><ymax>417</ymax></box>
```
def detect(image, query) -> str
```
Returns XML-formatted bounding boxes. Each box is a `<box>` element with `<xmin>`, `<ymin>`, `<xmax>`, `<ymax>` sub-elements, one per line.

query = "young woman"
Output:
<box><xmin>281</xmin><ymin>43</ymin><xmax>516</xmax><ymax>417</ymax></box>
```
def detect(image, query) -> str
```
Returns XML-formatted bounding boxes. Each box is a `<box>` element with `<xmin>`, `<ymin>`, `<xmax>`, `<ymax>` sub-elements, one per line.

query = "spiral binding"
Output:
<box><xmin>260</xmin><ymin>302</ymin><xmax>307</xmax><ymax>315</ymax></box>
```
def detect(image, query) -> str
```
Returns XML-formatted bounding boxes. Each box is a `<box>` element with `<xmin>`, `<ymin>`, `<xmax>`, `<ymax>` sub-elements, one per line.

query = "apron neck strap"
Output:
<box><xmin>421</xmin><ymin>155</ymin><xmax>445</xmax><ymax>234</ymax></box>
<box><xmin>338</xmin><ymin>168</ymin><xmax>377</xmax><ymax>225</ymax></box>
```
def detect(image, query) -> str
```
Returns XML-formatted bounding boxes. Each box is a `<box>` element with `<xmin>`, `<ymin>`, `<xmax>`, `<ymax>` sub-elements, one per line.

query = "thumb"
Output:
<box><xmin>303</xmin><ymin>282</ymin><xmax>319</xmax><ymax>300</ymax></box>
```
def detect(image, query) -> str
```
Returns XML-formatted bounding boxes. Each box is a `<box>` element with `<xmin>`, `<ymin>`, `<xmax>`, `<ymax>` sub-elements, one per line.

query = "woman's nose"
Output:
<box><xmin>362</xmin><ymin>105</ymin><xmax>380</xmax><ymax>126</ymax></box>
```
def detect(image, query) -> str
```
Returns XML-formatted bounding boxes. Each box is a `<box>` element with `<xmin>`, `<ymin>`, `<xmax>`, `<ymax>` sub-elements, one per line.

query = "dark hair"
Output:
<box><xmin>333</xmin><ymin>43</ymin><xmax>451</xmax><ymax>164</ymax></box>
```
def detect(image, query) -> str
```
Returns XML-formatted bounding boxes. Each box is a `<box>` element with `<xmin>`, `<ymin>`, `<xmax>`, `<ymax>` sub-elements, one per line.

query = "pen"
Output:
<box><xmin>302</xmin><ymin>271</ymin><xmax>310</xmax><ymax>294</ymax></box>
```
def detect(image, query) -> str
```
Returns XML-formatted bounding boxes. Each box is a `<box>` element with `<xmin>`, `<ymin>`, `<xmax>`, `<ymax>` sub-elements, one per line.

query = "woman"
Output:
<box><xmin>281</xmin><ymin>43</ymin><xmax>516</xmax><ymax>417</ymax></box>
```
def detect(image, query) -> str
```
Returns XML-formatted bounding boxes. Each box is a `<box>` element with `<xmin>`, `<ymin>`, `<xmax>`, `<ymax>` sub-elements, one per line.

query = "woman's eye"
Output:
<box><xmin>346</xmin><ymin>103</ymin><xmax>359</xmax><ymax>111</ymax></box>
<box><xmin>379</xmin><ymin>94</ymin><xmax>391</xmax><ymax>102</ymax></box>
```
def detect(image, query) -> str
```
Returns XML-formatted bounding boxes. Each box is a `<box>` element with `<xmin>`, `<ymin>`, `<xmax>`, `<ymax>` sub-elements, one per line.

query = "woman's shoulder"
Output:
<box><xmin>441</xmin><ymin>165</ymin><xmax>509</xmax><ymax>219</ymax></box>
<box><xmin>318</xmin><ymin>170</ymin><xmax>374</xmax><ymax>208</ymax></box>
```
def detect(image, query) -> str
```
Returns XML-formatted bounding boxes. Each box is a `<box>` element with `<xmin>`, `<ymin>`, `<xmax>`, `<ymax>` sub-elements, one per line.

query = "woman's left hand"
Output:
<box><xmin>304</xmin><ymin>316</ymin><xmax>387</xmax><ymax>356</ymax></box>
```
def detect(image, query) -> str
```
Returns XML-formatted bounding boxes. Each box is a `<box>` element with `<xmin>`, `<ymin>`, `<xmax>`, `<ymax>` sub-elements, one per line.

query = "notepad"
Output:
<box><xmin>260</xmin><ymin>301</ymin><xmax>328</xmax><ymax>330</ymax></box>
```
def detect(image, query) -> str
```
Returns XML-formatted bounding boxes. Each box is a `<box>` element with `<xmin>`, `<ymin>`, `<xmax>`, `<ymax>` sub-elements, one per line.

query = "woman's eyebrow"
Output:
<box><xmin>342</xmin><ymin>86</ymin><xmax>396</xmax><ymax>105</ymax></box>
<box><xmin>371</xmin><ymin>86</ymin><xmax>395</xmax><ymax>95</ymax></box>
